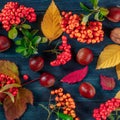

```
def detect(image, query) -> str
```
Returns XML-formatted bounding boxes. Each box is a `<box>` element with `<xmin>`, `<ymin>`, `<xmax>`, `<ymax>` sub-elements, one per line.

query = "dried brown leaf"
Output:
<box><xmin>0</xmin><ymin>60</ymin><xmax>20</xmax><ymax>84</ymax></box>
<box><xmin>0</xmin><ymin>60</ymin><xmax>19</xmax><ymax>75</ymax></box>
<box><xmin>116</xmin><ymin>64</ymin><xmax>120</xmax><ymax>80</ymax></box>
<box><xmin>3</xmin><ymin>88</ymin><xmax>33</xmax><ymax>120</ymax></box>
<box><xmin>41</xmin><ymin>0</ymin><xmax>63</xmax><ymax>41</ymax></box>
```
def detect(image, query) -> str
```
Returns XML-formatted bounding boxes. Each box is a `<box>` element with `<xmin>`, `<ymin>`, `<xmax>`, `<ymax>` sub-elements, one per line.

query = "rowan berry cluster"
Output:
<box><xmin>0</xmin><ymin>73</ymin><xmax>18</xmax><ymax>96</ymax></box>
<box><xmin>50</xmin><ymin>88</ymin><xmax>80</xmax><ymax>120</ymax></box>
<box><xmin>60</xmin><ymin>11</ymin><xmax>104</xmax><ymax>44</ymax></box>
<box><xmin>0</xmin><ymin>2</ymin><xmax>36</xmax><ymax>31</ymax></box>
<box><xmin>93</xmin><ymin>98</ymin><xmax>120</xmax><ymax>120</ymax></box>
<box><xmin>50</xmin><ymin>36</ymin><xmax>72</xmax><ymax>66</ymax></box>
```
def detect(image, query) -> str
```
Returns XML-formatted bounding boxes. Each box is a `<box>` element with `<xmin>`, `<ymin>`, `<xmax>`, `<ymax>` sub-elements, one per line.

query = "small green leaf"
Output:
<box><xmin>100</xmin><ymin>7</ymin><xmax>109</xmax><ymax>16</ymax></box>
<box><xmin>8</xmin><ymin>27</ymin><xmax>18</xmax><ymax>40</ymax></box>
<box><xmin>82</xmin><ymin>14</ymin><xmax>91</xmax><ymax>23</ymax></box>
<box><xmin>117</xmin><ymin>115</ymin><xmax>120</xmax><ymax>120</ymax></box>
<box><xmin>108</xmin><ymin>114</ymin><xmax>115</xmax><ymax>120</ymax></box>
<box><xmin>90</xmin><ymin>0</ymin><xmax>99</xmax><ymax>9</ymax></box>
<box><xmin>32</xmin><ymin>36</ymin><xmax>41</xmax><ymax>45</ymax></box>
<box><xmin>21</xmin><ymin>29</ymin><xmax>32</xmax><ymax>39</ymax></box>
<box><xmin>15</xmin><ymin>39</ymin><xmax>22</xmax><ymax>45</ymax></box>
<box><xmin>31</xmin><ymin>29</ymin><xmax>39</xmax><ymax>36</ymax></box>
<box><xmin>94</xmin><ymin>12</ymin><xmax>104</xmax><ymax>21</ymax></box>
<box><xmin>41</xmin><ymin>37</ymin><xmax>48</xmax><ymax>43</ymax></box>
<box><xmin>21</xmin><ymin>24</ymin><xmax>31</xmax><ymax>29</ymax></box>
<box><xmin>3</xmin><ymin>92</ymin><xmax>15</xmax><ymax>103</ymax></box>
<box><xmin>80</xmin><ymin>2</ymin><xmax>91</xmax><ymax>12</ymax></box>
<box><xmin>94</xmin><ymin>12</ymin><xmax>100</xmax><ymax>21</ymax></box>
<box><xmin>0</xmin><ymin>84</ymin><xmax>21</xmax><ymax>93</ymax></box>
<box><xmin>15</xmin><ymin>46</ymin><xmax>26</xmax><ymax>53</ymax></box>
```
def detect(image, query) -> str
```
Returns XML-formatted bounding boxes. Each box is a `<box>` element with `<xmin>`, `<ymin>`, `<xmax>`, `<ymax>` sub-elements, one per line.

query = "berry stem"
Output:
<box><xmin>22</xmin><ymin>78</ymin><xmax>39</xmax><ymax>86</ymax></box>
<box><xmin>44</xmin><ymin>49</ymin><xmax>61</xmax><ymax>54</ymax></box>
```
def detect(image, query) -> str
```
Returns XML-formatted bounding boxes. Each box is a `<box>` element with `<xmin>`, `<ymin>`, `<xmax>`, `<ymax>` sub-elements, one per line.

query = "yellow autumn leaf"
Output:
<box><xmin>96</xmin><ymin>44</ymin><xmax>120</xmax><ymax>69</ymax></box>
<box><xmin>41</xmin><ymin>0</ymin><xmax>63</xmax><ymax>41</ymax></box>
<box><xmin>116</xmin><ymin>64</ymin><xmax>120</xmax><ymax>80</ymax></box>
<box><xmin>115</xmin><ymin>91</ymin><xmax>120</xmax><ymax>99</ymax></box>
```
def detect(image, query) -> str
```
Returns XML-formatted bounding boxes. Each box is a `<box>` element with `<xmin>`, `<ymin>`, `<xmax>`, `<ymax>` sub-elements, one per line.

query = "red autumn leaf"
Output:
<box><xmin>100</xmin><ymin>75</ymin><xmax>116</xmax><ymax>90</ymax></box>
<box><xmin>61</xmin><ymin>66</ymin><xmax>88</xmax><ymax>84</ymax></box>
<box><xmin>3</xmin><ymin>88</ymin><xmax>33</xmax><ymax>120</ymax></box>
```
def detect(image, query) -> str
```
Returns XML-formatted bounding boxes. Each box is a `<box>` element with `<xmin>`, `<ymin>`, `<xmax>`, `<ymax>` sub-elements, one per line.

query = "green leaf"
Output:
<box><xmin>117</xmin><ymin>115</ymin><xmax>120</xmax><ymax>120</ymax></box>
<box><xmin>15</xmin><ymin>46</ymin><xmax>26</xmax><ymax>53</ymax></box>
<box><xmin>21</xmin><ymin>24</ymin><xmax>31</xmax><ymax>29</ymax></box>
<box><xmin>0</xmin><ymin>83</ymin><xmax>21</xmax><ymax>93</ymax></box>
<box><xmin>100</xmin><ymin>7</ymin><xmax>109</xmax><ymax>16</ymax></box>
<box><xmin>32</xmin><ymin>36</ymin><xmax>41</xmax><ymax>45</ymax></box>
<box><xmin>31</xmin><ymin>29</ymin><xmax>39</xmax><ymax>36</ymax></box>
<box><xmin>41</xmin><ymin>37</ymin><xmax>48</xmax><ymax>43</ymax></box>
<box><xmin>80</xmin><ymin>2</ymin><xmax>91</xmax><ymax>12</ymax></box>
<box><xmin>94</xmin><ymin>12</ymin><xmax>104</xmax><ymax>21</ymax></box>
<box><xmin>108</xmin><ymin>114</ymin><xmax>115</xmax><ymax>120</ymax></box>
<box><xmin>90</xmin><ymin>0</ymin><xmax>99</xmax><ymax>9</ymax></box>
<box><xmin>21</xmin><ymin>29</ymin><xmax>32</xmax><ymax>39</ymax></box>
<box><xmin>82</xmin><ymin>14</ymin><xmax>91</xmax><ymax>23</ymax></box>
<box><xmin>94</xmin><ymin>12</ymin><xmax>100</xmax><ymax>21</ymax></box>
<box><xmin>3</xmin><ymin>92</ymin><xmax>15</xmax><ymax>103</ymax></box>
<box><xmin>15</xmin><ymin>39</ymin><xmax>22</xmax><ymax>45</ymax></box>
<box><xmin>8</xmin><ymin>27</ymin><xmax>18</xmax><ymax>40</ymax></box>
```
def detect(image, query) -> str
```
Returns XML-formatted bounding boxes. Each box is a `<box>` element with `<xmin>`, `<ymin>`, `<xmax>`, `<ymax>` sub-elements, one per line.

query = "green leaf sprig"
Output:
<box><xmin>108</xmin><ymin>110</ymin><xmax>120</xmax><ymax>120</ymax></box>
<box><xmin>15</xmin><ymin>29</ymin><xmax>48</xmax><ymax>57</ymax></box>
<box><xmin>80</xmin><ymin>0</ymin><xmax>109</xmax><ymax>23</ymax></box>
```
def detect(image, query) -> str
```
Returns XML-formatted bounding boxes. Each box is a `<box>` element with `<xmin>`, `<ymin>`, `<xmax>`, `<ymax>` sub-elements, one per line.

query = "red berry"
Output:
<box><xmin>23</xmin><ymin>74</ymin><xmax>29</xmax><ymax>80</ymax></box>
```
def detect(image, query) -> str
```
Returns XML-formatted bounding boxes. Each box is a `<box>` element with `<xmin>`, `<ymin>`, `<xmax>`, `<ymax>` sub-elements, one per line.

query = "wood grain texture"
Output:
<box><xmin>0</xmin><ymin>0</ymin><xmax>120</xmax><ymax>120</ymax></box>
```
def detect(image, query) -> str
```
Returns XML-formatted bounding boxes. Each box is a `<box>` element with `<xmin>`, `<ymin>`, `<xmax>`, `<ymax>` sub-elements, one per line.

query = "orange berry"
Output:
<box><xmin>63</xmin><ymin>94</ymin><xmax>67</xmax><ymax>99</ymax></box>
<box><xmin>59</xmin><ymin>97</ymin><xmax>64</xmax><ymax>102</ymax></box>
<box><xmin>55</xmin><ymin>96</ymin><xmax>59</xmax><ymax>101</ymax></box>
<box><xmin>65</xmin><ymin>101</ymin><xmax>69</xmax><ymax>106</ymax></box>
<box><xmin>66</xmin><ymin>29</ymin><xmax>71</xmax><ymax>34</ymax></box>
<box><xmin>68</xmin><ymin>98</ymin><xmax>73</xmax><ymax>102</ymax></box>
<box><xmin>71</xmin><ymin>113</ymin><xmax>76</xmax><ymax>118</ymax></box>
<box><xmin>61</xmin><ymin>102</ymin><xmax>65</xmax><ymax>106</ymax></box>
<box><xmin>70</xmin><ymin>34</ymin><xmax>74</xmax><ymax>38</ymax></box>
<box><xmin>91</xmin><ymin>39</ymin><xmax>97</xmax><ymax>44</ymax></box>
<box><xmin>56</xmin><ymin>102</ymin><xmax>61</xmax><ymax>107</ymax></box>
<box><xmin>75</xmin><ymin>117</ymin><xmax>80</xmax><ymax>120</ymax></box>
<box><xmin>63</xmin><ymin>110</ymin><xmax>68</xmax><ymax>114</ymax></box>
<box><xmin>51</xmin><ymin>91</ymin><xmax>55</xmax><ymax>95</ymax></box>
<box><xmin>75</xmin><ymin>33</ymin><xmax>81</xmax><ymax>37</ymax></box>
<box><xmin>66</xmin><ymin>93</ymin><xmax>71</xmax><ymax>98</ymax></box>
<box><xmin>55</xmin><ymin>89</ymin><xmax>58</xmax><ymax>94</ymax></box>
<box><xmin>58</xmin><ymin>88</ymin><xmax>63</xmax><ymax>92</ymax></box>
<box><xmin>49</xmin><ymin>104</ymin><xmax>55</xmax><ymax>109</ymax></box>
<box><xmin>58</xmin><ymin>92</ymin><xmax>63</xmax><ymax>96</ymax></box>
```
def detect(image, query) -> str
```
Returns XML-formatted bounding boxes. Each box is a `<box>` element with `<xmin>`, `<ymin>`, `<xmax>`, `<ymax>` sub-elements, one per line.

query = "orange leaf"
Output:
<box><xmin>41</xmin><ymin>0</ymin><xmax>63</xmax><ymax>41</ymax></box>
<box><xmin>116</xmin><ymin>64</ymin><xmax>120</xmax><ymax>80</ymax></box>
<box><xmin>3</xmin><ymin>88</ymin><xmax>33</xmax><ymax>120</ymax></box>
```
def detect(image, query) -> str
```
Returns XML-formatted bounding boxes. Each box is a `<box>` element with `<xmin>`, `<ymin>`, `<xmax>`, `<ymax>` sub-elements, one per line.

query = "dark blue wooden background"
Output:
<box><xmin>0</xmin><ymin>0</ymin><xmax>120</xmax><ymax>120</ymax></box>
